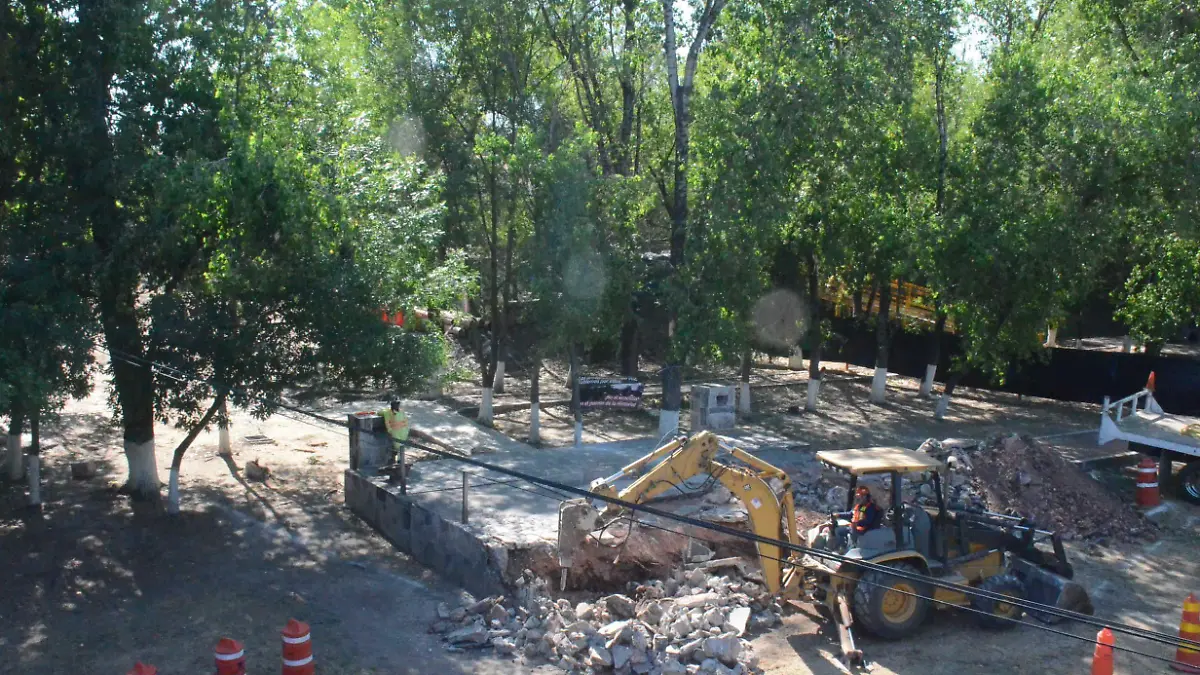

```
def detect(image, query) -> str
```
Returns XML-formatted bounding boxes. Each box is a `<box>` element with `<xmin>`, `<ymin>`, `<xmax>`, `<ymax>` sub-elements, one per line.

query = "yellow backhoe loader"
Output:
<box><xmin>556</xmin><ymin>431</ymin><xmax>1092</xmax><ymax>667</ymax></box>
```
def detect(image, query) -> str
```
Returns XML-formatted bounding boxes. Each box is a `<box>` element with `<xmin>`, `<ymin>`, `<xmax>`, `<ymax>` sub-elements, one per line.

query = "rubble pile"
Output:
<box><xmin>430</xmin><ymin>560</ymin><xmax>781</xmax><ymax>674</ymax></box>
<box><xmin>913</xmin><ymin>435</ymin><xmax>1149</xmax><ymax>541</ymax></box>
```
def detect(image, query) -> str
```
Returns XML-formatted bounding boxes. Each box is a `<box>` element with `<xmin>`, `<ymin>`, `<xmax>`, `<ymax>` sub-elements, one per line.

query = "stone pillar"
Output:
<box><xmin>348</xmin><ymin>413</ymin><xmax>390</xmax><ymax>475</ymax></box>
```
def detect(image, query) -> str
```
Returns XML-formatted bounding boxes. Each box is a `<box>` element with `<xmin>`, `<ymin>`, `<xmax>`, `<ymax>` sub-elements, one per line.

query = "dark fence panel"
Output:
<box><xmin>822</xmin><ymin>314</ymin><xmax>1200</xmax><ymax>416</ymax></box>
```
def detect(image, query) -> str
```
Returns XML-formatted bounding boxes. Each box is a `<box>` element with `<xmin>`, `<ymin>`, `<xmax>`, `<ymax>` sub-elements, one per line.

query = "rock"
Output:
<box><xmin>493</xmin><ymin>637</ymin><xmax>517</xmax><ymax>655</ymax></box>
<box><xmin>524</xmin><ymin>616</ymin><xmax>542</xmax><ymax>630</ymax></box>
<box><xmin>630</xmin><ymin>626</ymin><xmax>649</xmax><ymax>652</ymax></box>
<box><xmin>699</xmin><ymin>658</ymin><xmax>736</xmax><ymax>674</ymax></box>
<box><xmin>576</xmin><ymin>601</ymin><xmax>595</xmax><ymax>620</ymax></box>
<box><xmin>449</xmin><ymin>607</ymin><xmax>467</xmax><ymax>622</ymax></box>
<box><xmin>702</xmin><ymin>607</ymin><xmax>725</xmax><ymax>627</ymax></box>
<box><xmin>825</xmin><ymin>486</ymin><xmax>848</xmax><ymax>510</ymax></box>
<box><xmin>446</xmin><ymin>623</ymin><xmax>488</xmax><ymax>645</ymax></box>
<box><xmin>917</xmin><ymin>438</ymin><xmax>941</xmax><ymax>455</ymax></box>
<box><xmin>600</xmin><ymin>619</ymin><xmax>632</xmax><ymax>639</ymax></box>
<box><xmin>429</xmin><ymin>620</ymin><xmax>454</xmax><ymax>634</ymax></box>
<box><xmin>670</xmin><ymin>616</ymin><xmax>693</xmax><ymax>639</ymax></box>
<box><xmin>702</xmin><ymin>636</ymin><xmax>740</xmax><ymax>666</ymax></box>
<box><xmin>613</xmin><ymin>644</ymin><xmax>633</xmax><ymax>669</ymax></box>
<box><xmin>70</xmin><ymin>461</ymin><xmax>96</xmax><ymax>480</ymax></box>
<box><xmin>589</xmin><ymin>645</ymin><xmax>614</xmax><ymax>668</ymax></box>
<box><xmin>679</xmin><ymin>637</ymin><xmax>705</xmax><ymax>661</ymax></box>
<box><xmin>487</xmin><ymin>603</ymin><xmax>509</xmax><ymax>625</ymax></box>
<box><xmin>676</xmin><ymin>592</ymin><xmax>721</xmax><ymax>609</ymax></box>
<box><xmin>606</xmin><ymin>594</ymin><xmax>637</xmax><ymax>619</ymax></box>
<box><xmin>465</xmin><ymin>597</ymin><xmax>494</xmax><ymax>614</ymax></box>
<box><xmin>725</xmin><ymin>607</ymin><xmax>751</xmax><ymax>636</ymax></box>
<box><xmin>688</xmin><ymin>539</ymin><xmax>716</xmax><ymax>563</ymax></box>
<box><xmin>685</xmin><ymin>568</ymin><xmax>708</xmax><ymax>587</ymax></box>
<box><xmin>661</xmin><ymin>658</ymin><xmax>689</xmax><ymax>674</ymax></box>
<box><xmin>638</xmin><ymin>601</ymin><xmax>666</xmax><ymax>626</ymax></box>
<box><xmin>437</xmin><ymin>602</ymin><xmax>452</xmax><ymax>620</ymax></box>
<box><xmin>919</xmin><ymin>483</ymin><xmax>935</xmax><ymax>500</ymax></box>
<box><xmin>704</xmin><ymin>484</ymin><xmax>734</xmax><ymax>504</ymax></box>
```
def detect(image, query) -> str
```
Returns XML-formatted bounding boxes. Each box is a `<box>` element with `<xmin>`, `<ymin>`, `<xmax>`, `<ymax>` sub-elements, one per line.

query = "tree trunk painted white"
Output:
<box><xmin>27</xmin><ymin>455</ymin><xmax>40</xmax><ymax>507</ymax></box>
<box><xmin>870</xmin><ymin>367</ymin><xmax>888</xmax><ymax>403</ymax></box>
<box><xmin>217</xmin><ymin>399</ymin><xmax>232</xmax><ymax>457</ymax></box>
<box><xmin>574</xmin><ymin>420</ymin><xmax>583</xmax><ymax>448</ymax></box>
<box><xmin>658</xmin><ymin>409</ymin><xmax>680</xmax><ymax>440</ymax></box>
<box><xmin>167</xmin><ymin>467</ymin><xmax>181</xmax><ymax>515</ymax></box>
<box><xmin>5</xmin><ymin>430</ymin><xmax>22</xmax><ymax>482</ymax></box>
<box><xmin>920</xmin><ymin>364</ymin><xmax>937</xmax><ymax>398</ymax></box>
<box><xmin>738</xmin><ymin>383</ymin><xmax>751</xmax><ymax>414</ymax></box>
<box><xmin>493</xmin><ymin>360</ymin><xmax>506</xmax><ymax>394</ymax></box>
<box><xmin>1122</xmin><ymin>336</ymin><xmax>1132</xmax><ymax>353</ymax></box>
<box><xmin>529</xmin><ymin>401</ymin><xmax>540</xmax><ymax>445</ymax></box>
<box><xmin>478</xmin><ymin>387</ymin><xmax>494</xmax><ymax>425</ymax></box>
<box><xmin>1045</xmin><ymin>326</ymin><xmax>1058</xmax><ymax>347</ymax></box>
<box><xmin>806</xmin><ymin>378</ymin><xmax>821</xmax><ymax>412</ymax></box>
<box><xmin>935</xmin><ymin>392</ymin><xmax>951</xmax><ymax>420</ymax></box>
<box><xmin>123</xmin><ymin>439</ymin><xmax>160</xmax><ymax>497</ymax></box>
<box><xmin>788</xmin><ymin>347</ymin><xmax>804</xmax><ymax>370</ymax></box>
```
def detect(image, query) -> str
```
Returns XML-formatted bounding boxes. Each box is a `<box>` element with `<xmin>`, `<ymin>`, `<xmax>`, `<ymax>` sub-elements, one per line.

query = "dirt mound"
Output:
<box><xmin>969</xmin><ymin>434</ymin><xmax>1150</xmax><ymax>541</ymax></box>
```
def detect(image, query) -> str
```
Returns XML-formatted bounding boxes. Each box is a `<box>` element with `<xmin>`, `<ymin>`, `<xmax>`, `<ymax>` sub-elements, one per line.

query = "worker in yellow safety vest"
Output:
<box><xmin>378</xmin><ymin>400</ymin><xmax>410</xmax><ymax>464</ymax></box>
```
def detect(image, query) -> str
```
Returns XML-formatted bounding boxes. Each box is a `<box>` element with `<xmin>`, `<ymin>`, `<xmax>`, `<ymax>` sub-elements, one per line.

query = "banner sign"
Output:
<box><xmin>579</xmin><ymin>377</ymin><xmax>644</xmax><ymax>410</ymax></box>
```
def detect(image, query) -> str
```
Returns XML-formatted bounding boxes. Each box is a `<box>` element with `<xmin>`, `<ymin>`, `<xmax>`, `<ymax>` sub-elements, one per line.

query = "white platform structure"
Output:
<box><xmin>1098</xmin><ymin>388</ymin><xmax>1200</xmax><ymax>460</ymax></box>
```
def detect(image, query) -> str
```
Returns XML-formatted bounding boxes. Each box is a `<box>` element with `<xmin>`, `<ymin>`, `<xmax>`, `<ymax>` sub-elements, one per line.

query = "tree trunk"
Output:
<box><xmin>870</xmin><ymin>281</ymin><xmax>892</xmax><ymax>404</ymax></box>
<box><xmin>619</xmin><ymin>317</ymin><xmax>639</xmax><ymax>376</ymax></box>
<box><xmin>616</xmin><ymin>0</ymin><xmax>638</xmax><ymax>175</ymax></box>
<box><xmin>806</xmin><ymin>252</ymin><xmax>824</xmax><ymax>412</ymax></box>
<box><xmin>102</xmin><ymin>299</ymin><xmax>160</xmax><ymax>500</ymax></box>
<box><xmin>28</xmin><ymin>411</ymin><xmax>40</xmax><ymax>508</ymax></box>
<box><xmin>934</xmin><ymin>53</ymin><xmax>948</xmax><ymax>217</ymax></box>
<box><xmin>853</xmin><ymin>287</ymin><xmax>865</xmax><ymax>319</ymax></box>
<box><xmin>865</xmin><ymin>283</ymin><xmax>878</xmax><ymax>321</ymax></box>
<box><xmin>569</xmin><ymin>343</ymin><xmax>583</xmax><ymax>447</ymax></box>
<box><xmin>739</xmin><ymin>350</ymin><xmax>752</xmax><ymax>414</ymax></box>
<box><xmin>529</xmin><ymin>356</ymin><xmax>541</xmax><ymax>445</ymax></box>
<box><xmin>217</xmin><ymin>398</ymin><xmax>232</xmax><ymax>457</ymax></box>
<box><xmin>479</xmin><ymin>165</ymin><xmax>501</xmax><ymax>426</ymax></box>
<box><xmin>921</xmin><ymin>312</ymin><xmax>946</xmax><ymax>398</ymax></box>
<box><xmin>167</xmin><ymin>390</ymin><xmax>228</xmax><ymax>515</ymax></box>
<box><xmin>6</xmin><ymin>407</ymin><xmax>23</xmax><ymax>482</ymax></box>
<box><xmin>935</xmin><ymin>370</ymin><xmax>964</xmax><ymax>420</ymax></box>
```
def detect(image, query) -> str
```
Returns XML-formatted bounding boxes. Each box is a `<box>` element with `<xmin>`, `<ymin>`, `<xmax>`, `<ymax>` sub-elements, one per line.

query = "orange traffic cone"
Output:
<box><xmin>215</xmin><ymin>637</ymin><xmax>246</xmax><ymax>675</ymax></box>
<box><xmin>1147</xmin><ymin>371</ymin><xmax>1157</xmax><ymax>392</ymax></box>
<box><xmin>281</xmin><ymin>619</ymin><xmax>315</xmax><ymax>675</ymax></box>
<box><xmin>126</xmin><ymin>664</ymin><xmax>157</xmax><ymax>675</ymax></box>
<box><xmin>1172</xmin><ymin>594</ymin><xmax>1200</xmax><ymax>673</ymax></box>
<box><xmin>1091</xmin><ymin>627</ymin><xmax>1114</xmax><ymax>675</ymax></box>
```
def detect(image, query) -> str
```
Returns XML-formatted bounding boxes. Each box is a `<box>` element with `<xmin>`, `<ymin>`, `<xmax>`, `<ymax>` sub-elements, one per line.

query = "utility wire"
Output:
<box><xmin>100</xmin><ymin>347</ymin><xmax>1200</xmax><ymax>655</ymax></box>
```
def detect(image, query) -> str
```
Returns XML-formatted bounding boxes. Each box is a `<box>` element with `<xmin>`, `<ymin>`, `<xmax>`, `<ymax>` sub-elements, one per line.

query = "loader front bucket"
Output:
<box><xmin>1011</xmin><ymin>557</ymin><xmax>1094</xmax><ymax>624</ymax></box>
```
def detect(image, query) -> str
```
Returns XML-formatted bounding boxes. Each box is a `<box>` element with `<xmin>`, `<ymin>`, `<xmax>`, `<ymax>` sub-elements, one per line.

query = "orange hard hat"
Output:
<box><xmin>855</xmin><ymin>486</ymin><xmax>871</xmax><ymax>495</ymax></box>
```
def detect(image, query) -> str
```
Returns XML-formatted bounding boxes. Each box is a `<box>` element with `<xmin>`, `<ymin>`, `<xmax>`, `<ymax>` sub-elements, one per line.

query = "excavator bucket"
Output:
<box><xmin>1010</xmin><ymin>557</ymin><xmax>1094</xmax><ymax>624</ymax></box>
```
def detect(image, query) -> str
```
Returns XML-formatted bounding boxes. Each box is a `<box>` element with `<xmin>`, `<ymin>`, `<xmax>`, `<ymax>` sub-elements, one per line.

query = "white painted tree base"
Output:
<box><xmin>529</xmin><ymin>402</ymin><xmax>540</xmax><ymax>444</ymax></box>
<box><xmin>27</xmin><ymin>455</ymin><xmax>40</xmax><ymax>506</ymax></box>
<box><xmin>218</xmin><ymin>424</ymin><xmax>232</xmax><ymax>457</ymax></box>
<box><xmin>870</xmin><ymin>367</ymin><xmax>888</xmax><ymax>403</ymax></box>
<box><xmin>1122</xmin><ymin>336</ymin><xmax>1132</xmax><ymax>353</ymax></box>
<box><xmin>167</xmin><ymin>467</ymin><xmax>181</xmax><ymax>514</ymax></box>
<box><xmin>6</xmin><ymin>430</ymin><xmax>22</xmax><ymax>482</ymax></box>
<box><xmin>806</xmin><ymin>379</ymin><xmax>821</xmax><ymax>412</ymax></box>
<box><xmin>574</xmin><ymin>420</ymin><xmax>583</xmax><ymax>448</ymax></box>
<box><xmin>738</xmin><ymin>383</ymin><xmax>751</xmax><ymax>414</ymax></box>
<box><xmin>479</xmin><ymin>387</ymin><xmax>494</xmax><ymax>425</ymax></box>
<box><xmin>658</xmin><ymin>409</ymin><xmax>680</xmax><ymax>440</ymax></box>
<box><xmin>919</xmin><ymin>364</ymin><xmax>937</xmax><ymax>398</ymax></box>
<box><xmin>1045</xmin><ymin>327</ymin><xmax>1057</xmax><ymax>347</ymax></box>
<box><xmin>124</xmin><ymin>439</ymin><xmax>160</xmax><ymax>497</ymax></box>
<box><xmin>493</xmin><ymin>361</ymin><xmax>506</xmax><ymax>394</ymax></box>
<box><xmin>788</xmin><ymin>348</ymin><xmax>804</xmax><ymax>371</ymax></box>
<box><xmin>935</xmin><ymin>393</ymin><xmax>951</xmax><ymax>420</ymax></box>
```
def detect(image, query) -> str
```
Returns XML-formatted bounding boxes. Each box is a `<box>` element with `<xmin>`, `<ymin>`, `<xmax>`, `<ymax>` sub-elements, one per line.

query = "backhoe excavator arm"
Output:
<box><xmin>560</xmin><ymin>432</ymin><xmax>801</xmax><ymax>595</ymax></box>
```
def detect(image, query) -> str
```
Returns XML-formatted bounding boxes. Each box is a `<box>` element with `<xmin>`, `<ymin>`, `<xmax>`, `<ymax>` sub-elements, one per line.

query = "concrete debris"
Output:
<box><xmin>431</xmin><ymin>567</ymin><xmax>771</xmax><ymax>674</ymax></box>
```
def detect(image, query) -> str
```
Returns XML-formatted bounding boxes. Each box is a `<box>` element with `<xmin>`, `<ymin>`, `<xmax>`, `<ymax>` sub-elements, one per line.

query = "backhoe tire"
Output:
<box><xmin>852</xmin><ymin>562</ymin><xmax>932</xmax><ymax>640</ymax></box>
<box><xmin>970</xmin><ymin>574</ymin><xmax>1025</xmax><ymax>629</ymax></box>
<box><xmin>1178</xmin><ymin>461</ymin><xmax>1200</xmax><ymax>505</ymax></box>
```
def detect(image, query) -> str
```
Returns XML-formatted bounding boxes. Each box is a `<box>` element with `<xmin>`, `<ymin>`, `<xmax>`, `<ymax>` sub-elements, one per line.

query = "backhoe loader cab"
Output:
<box><xmin>801</xmin><ymin>447</ymin><xmax>1092</xmax><ymax>644</ymax></box>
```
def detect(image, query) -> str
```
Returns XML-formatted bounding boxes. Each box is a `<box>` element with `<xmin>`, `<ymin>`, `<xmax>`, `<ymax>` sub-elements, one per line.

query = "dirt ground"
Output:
<box><xmin>2</xmin><ymin>357</ymin><xmax>1197</xmax><ymax>675</ymax></box>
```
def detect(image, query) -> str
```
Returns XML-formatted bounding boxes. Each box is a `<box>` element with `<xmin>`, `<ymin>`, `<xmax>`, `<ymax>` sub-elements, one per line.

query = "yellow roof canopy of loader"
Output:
<box><xmin>816</xmin><ymin>447</ymin><xmax>944</xmax><ymax>476</ymax></box>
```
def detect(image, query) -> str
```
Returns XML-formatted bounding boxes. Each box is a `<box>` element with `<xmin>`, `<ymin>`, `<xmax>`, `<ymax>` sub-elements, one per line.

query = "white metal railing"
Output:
<box><xmin>1102</xmin><ymin>388</ymin><xmax>1151</xmax><ymax>422</ymax></box>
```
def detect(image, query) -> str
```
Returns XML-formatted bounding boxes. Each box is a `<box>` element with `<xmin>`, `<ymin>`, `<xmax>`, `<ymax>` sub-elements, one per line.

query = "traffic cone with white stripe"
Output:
<box><xmin>215</xmin><ymin>637</ymin><xmax>246</xmax><ymax>675</ymax></box>
<box><xmin>281</xmin><ymin>619</ymin><xmax>315</xmax><ymax>675</ymax></box>
<box><xmin>1172</xmin><ymin>594</ymin><xmax>1200</xmax><ymax>673</ymax></box>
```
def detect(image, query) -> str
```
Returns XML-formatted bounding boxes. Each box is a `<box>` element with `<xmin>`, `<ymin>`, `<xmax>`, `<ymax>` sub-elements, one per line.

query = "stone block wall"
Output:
<box><xmin>344</xmin><ymin>469</ymin><xmax>507</xmax><ymax>598</ymax></box>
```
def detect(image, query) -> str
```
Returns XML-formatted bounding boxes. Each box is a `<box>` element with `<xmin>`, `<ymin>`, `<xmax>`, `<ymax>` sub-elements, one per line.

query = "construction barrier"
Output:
<box><xmin>126</xmin><ymin>664</ymin><xmax>157</xmax><ymax>675</ymax></box>
<box><xmin>215</xmin><ymin>637</ymin><xmax>247</xmax><ymax>675</ymax></box>
<box><xmin>281</xmin><ymin>618</ymin><xmax>315</xmax><ymax>675</ymax></box>
<box><xmin>1091</xmin><ymin>627</ymin><xmax>1114</xmax><ymax>675</ymax></box>
<box><xmin>1135</xmin><ymin>457</ymin><xmax>1161</xmax><ymax>507</ymax></box>
<box><xmin>1173</xmin><ymin>594</ymin><xmax>1200</xmax><ymax>673</ymax></box>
